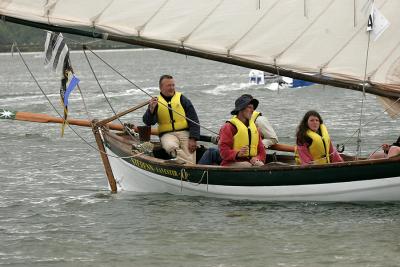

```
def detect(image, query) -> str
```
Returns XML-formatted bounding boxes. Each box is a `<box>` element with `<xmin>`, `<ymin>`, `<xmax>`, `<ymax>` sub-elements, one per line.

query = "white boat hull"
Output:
<box><xmin>106</xmin><ymin>149</ymin><xmax>400</xmax><ymax>201</ymax></box>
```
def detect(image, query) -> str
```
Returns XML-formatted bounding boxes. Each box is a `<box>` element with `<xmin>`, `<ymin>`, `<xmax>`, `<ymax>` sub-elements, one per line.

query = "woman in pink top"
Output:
<box><xmin>295</xmin><ymin>110</ymin><xmax>343</xmax><ymax>165</ymax></box>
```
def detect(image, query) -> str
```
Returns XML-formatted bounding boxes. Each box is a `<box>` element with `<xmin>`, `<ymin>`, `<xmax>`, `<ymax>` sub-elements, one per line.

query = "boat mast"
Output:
<box><xmin>2</xmin><ymin>14</ymin><xmax>399</xmax><ymax>99</ymax></box>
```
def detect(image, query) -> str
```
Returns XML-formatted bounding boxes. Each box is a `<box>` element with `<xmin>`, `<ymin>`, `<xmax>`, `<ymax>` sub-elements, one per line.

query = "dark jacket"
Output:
<box><xmin>142</xmin><ymin>93</ymin><xmax>200</xmax><ymax>140</ymax></box>
<box><xmin>393</xmin><ymin>136</ymin><xmax>400</xmax><ymax>147</ymax></box>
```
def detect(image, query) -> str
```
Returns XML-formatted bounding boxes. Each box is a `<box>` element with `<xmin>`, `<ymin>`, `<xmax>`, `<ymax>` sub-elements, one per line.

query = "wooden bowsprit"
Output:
<box><xmin>0</xmin><ymin>107</ymin><xmax>296</xmax><ymax>152</ymax></box>
<box><xmin>0</xmin><ymin>104</ymin><xmax>157</xmax><ymax>134</ymax></box>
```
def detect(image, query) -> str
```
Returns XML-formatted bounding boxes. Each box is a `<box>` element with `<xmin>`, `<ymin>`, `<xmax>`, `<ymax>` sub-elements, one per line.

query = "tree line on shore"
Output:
<box><xmin>0</xmin><ymin>23</ymin><xmax>136</xmax><ymax>52</ymax></box>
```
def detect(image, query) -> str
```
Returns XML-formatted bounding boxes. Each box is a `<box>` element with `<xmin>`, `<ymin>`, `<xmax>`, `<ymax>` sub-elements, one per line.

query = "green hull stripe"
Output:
<box><xmin>107</xmin><ymin>142</ymin><xmax>400</xmax><ymax>187</ymax></box>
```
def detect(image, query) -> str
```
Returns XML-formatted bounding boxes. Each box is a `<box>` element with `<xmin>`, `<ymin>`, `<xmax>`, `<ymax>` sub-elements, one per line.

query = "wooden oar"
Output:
<box><xmin>95</xmin><ymin>100</ymin><xmax>149</xmax><ymax>127</ymax></box>
<box><xmin>197</xmin><ymin>134</ymin><xmax>295</xmax><ymax>152</ymax></box>
<box><xmin>0</xmin><ymin>108</ymin><xmax>157</xmax><ymax>134</ymax></box>
<box><xmin>269</xmin><ymin>143</ymin><xmax>295</xmax><ymax>153</ymax></box>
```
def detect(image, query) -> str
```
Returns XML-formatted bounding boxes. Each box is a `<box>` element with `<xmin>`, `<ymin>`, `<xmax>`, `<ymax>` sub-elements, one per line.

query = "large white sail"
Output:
<box><xmin>1</xmin><ymin>0</ymin><xmax>400</xmax><ymax>94</ymax></box>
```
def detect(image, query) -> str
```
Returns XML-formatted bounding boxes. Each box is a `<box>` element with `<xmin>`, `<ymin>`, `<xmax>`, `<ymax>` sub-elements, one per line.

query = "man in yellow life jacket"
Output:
<box><xmin>143</xmin><ymin>75</ymin><xmax>200</xmax><ymax>164</ymax></box>
<box><xmin>218</xmin><ymin>94</ymin><xmax>266</xmax><ymax>167</ymax></box>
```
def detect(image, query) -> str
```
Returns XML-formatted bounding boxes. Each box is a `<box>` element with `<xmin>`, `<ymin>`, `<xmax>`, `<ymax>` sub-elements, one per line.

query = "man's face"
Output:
<box><xmin>160</xmin><ymin>78</ymin><xmax>176</xmax><ymax>97</ymax></box>
<box><xmin>240</xmin><ymin>104</ymin><xmax>254</xmax><ymax>120</ymax></box>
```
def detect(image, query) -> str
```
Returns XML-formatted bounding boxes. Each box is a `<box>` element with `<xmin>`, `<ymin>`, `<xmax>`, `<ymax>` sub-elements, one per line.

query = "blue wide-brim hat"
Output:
<box><xmin>231</xmin><ymin>94</ymin><xmax>259</xmax><ymax>115</ymax></box>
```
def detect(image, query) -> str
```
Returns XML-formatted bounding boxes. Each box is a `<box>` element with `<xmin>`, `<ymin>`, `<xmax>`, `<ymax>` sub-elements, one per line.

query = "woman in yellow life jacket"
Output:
<box><xmin>295</xmin><ymin>110</ymin><xmax>343</xmax><ymax>165</ymax></box>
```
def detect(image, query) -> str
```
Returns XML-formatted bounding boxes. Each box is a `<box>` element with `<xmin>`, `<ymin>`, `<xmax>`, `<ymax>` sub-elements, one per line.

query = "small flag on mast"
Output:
<box><xmin>366</xmin><ymin>3</ymin><xmax>390</xmax><ymax>41</ymax></box>
<box><xmin>367</xmin><ymin>4</ymin><xmax>374</xmax><ymax>31</ymax></box>
<box><xmin>44</xmin><ymin>31</ymin><xmax>80</xmax><ymax>136</ymax></box>
<box><xmin>44</xmin><ymin>32</ymin><xmax>70</xmax><ymax>77</ymax></box>
<box><xmin>64</xmin><ymin>75</ymin><xmax>80</xmax><ymax>107</ymax></box>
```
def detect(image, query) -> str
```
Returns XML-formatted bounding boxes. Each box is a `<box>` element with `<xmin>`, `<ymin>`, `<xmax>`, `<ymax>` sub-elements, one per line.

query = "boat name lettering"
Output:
<box><xmin>131</xmin><ymin>159</ymin><xmax>178</xmax><ymax>176</ymax></box>
<box><xmin>155</xmin><ymin>167</ymin><xmax>178</xmax><ymax>177</ymax></box>
<box><xmin>131</xmin><ymin>159</ymin><xmax>155</xmax><ymax>172</ymax></box>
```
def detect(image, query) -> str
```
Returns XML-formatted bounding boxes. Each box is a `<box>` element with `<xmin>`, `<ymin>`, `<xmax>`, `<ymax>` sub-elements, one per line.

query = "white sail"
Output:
<box><xmin>1</xmin><ymin>0</ymin><xmax>400</xmax><ymax>93</ymax></box>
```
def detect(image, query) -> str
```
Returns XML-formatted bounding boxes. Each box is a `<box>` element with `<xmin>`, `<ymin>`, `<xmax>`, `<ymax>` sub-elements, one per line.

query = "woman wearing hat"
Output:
<box><xmin>218</xmin><ymin>94</ymin><xmax>265</xmax><ymax>167</ymax></box>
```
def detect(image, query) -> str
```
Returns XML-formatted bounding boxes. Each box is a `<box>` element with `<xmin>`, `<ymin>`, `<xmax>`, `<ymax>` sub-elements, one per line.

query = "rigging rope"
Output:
<box><xmin>274</xmin><ymin>59</ymin><xmax>282</xmax><ymax>94</ymax></box>
<box><xmin>34</xmin><ymin>32</ymin><xmax>219</xmax><ymax>137</ymax></box>
<box><xmin>2</xmin><ymin>25</ymin><xmax>216</xmax><ymax>161</ymax></box>
<box><xmin>68</xmin><ymin>57</ymin><xmax>92</xmax><ymax>120</ymax></box>
<box><xmin>0</xmin><ymin>25</ymin><xmax>121</xmax><ymax>157</ymax></box>
<box><xmin>84</xmin><ymin>46</ymin><xmax>219</xmax><ymax>136</ymax></box>
<box><xmin>12</xmin><ymin>43</ymin><xmax>137</xmax><ymax>159</ymax></box>
<box><xmin>81</xmin><ymin>48</ymin><xmax>138</xmax><ymax>142</ymax></box>
<box><xmin>8</xmin><ymin>24</ymin><xmax>399</xmax><ymax>160</ymax></box>
<box><xmin>338</xmin><ymin>96</ymin><xmax>400</xmax><ymax>152</ymax></box>
<box><xmin>356</xmin><ymin>27</ymin><xmax>372</xmax><ymax>159</ymax></box>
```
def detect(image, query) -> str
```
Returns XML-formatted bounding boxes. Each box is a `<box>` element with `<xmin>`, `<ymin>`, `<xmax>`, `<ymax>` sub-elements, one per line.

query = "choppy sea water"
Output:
<box><xmin>1</xmin><ymin>49</ymin><xmax>400</xmax><ymax>266</ymax></box>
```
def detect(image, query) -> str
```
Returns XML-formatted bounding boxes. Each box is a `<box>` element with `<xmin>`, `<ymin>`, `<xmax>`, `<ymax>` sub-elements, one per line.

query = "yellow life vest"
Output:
<box><xmin>229</xmin><ymin>116</ymin><xmax>259</xmax><ymax>158</ymax></box>
<box><xmin>157</xmin><ymin>92</ymin><xmax>189</xmax><ymax>134</ymax></box>
<box><xmin>306</xmin><ymin>124</ymin><xmax>331</xmax><ymax>164</ymax></box>
<box><xmin>251</xmin><ymin>111</ymin><xmax>261</xmax><ymax>123</ymax></box>
<box><xmin>294</xmin><ymin>146</ymin><xmax>301</xmax><ymax>165</ymax></box>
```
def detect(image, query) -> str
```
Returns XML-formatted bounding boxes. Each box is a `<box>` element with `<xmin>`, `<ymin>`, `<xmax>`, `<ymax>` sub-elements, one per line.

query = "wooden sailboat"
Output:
<box><xmin>1</xmin><ymin>0</ymin><xmax>400</xmax><ymax>201</ymax></box>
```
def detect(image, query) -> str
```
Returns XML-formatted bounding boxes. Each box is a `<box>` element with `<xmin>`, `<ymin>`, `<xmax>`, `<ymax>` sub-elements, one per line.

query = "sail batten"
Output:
<box><xmin>1</xmin><ymin>0</ymin><xmax>400</xmax><ymax>97</ymax></box>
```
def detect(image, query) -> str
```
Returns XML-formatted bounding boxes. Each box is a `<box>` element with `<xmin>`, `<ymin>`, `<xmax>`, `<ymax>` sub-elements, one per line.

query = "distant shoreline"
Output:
<box><xmin>0</xmin><ymin>23</ymin><xmax>143</xmax><ymax>52</ymax></box>
<box><xmin>0</xmin><ymin>43</ymin><xmax>142</xmax><ymax>53</ymax></box>
<box><xmin>0</xmin><ymin>47</ymin><xmax>155</xmax><ymax>55</ymax></box>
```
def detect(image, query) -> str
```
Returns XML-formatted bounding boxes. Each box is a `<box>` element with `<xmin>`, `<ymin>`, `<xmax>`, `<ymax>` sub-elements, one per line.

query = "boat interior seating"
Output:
<box><xmin>151</xmin><ymin>142</ymin><xmax>209</xmax><ymax>163</ymax></box>
<box><xmin>119</xmin><ymin>132</ymin><xmax>356</xmax><ymax>166</ymax></box>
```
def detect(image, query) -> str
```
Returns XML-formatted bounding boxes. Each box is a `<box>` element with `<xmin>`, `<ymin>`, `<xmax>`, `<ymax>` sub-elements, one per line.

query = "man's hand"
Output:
<box><xmin>237</xmin><ymin>146</ymin><xmax>249</xmax><ymax>158</ymax></box>
<box><xmin>211</xmin><ymin>135</ymin><xmax>220</xmax><ymax>145</ymax></box>
<box><xmin>250</xmin><ymin>157</ymin><xmax>264</xmax><ymax>166</ymax></box>
<box><xmin>188</xmin><ymin>138</ymin><xmax>197</xmax><ymax>153</ymax></box>
<box><xmin>149</xmin><ymin>97</ymin><xmax>158</xmax><ymax>114</ymax></box>
<box><xmin>124</xmin><ymin>123</ymin><xmax>135</xmax><ymax>129</ymax></box>
<box><xmin>382</xmin><ymin>144</ymin><xmax>390</xmax><ymax>154</ymax></box>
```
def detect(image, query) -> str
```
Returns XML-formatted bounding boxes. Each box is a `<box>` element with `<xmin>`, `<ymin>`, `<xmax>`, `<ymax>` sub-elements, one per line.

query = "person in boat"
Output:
<box><xmin>295</xmin><ymin>110</ymin><xmax>343</xmax><ymax>165</ymax></box>
<box><xmin>218</xmin><ymin>94</ymin><xmax>266</xmax><ymax>167</ymax></box>
<box><xmin>369</xmin><ymin>136</ymin><xmax>400</xmax><ymax>159</ymax></box>
<box><xmin>142</xmin><ymin>74</ymin><xmax>200</xmax><ymax>164</ymax></box>
<box><xmin>198</xmin><ymin>94</ymin><xmax>278</xmax><ymax>165</ymax></box>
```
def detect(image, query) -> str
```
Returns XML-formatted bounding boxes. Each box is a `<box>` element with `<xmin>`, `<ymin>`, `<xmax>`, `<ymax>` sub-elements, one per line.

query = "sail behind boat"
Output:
<box><xmin>0</xmin><ymin>0</ymin><xmax>399</xmax><ymax>92</ymax></box>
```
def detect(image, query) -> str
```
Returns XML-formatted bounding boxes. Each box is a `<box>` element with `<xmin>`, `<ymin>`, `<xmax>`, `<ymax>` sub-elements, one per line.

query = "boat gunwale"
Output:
<box><xmin>103</xmin><ymin>130</ymin><xmax>400</xmax><ymax>172</ymax></box>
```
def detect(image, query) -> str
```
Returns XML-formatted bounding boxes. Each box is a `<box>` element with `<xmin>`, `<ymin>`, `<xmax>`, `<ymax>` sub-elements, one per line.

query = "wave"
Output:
<box><xmin>0</xmin><ymin>93</ymin><xmax>59</xmax><ymax>105</ymax></box>
<box><xmin>204</xmin><ymin>83</ymin><xmax>253</xmax><ymax>95</ymax></box>
<box><xmin>203</xmin><ymin>81</ymin><xmax>297</xmax><ymax>95</ymax></box>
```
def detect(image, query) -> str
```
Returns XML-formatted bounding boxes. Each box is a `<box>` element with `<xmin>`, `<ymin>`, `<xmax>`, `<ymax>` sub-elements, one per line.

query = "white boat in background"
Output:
<box><xmin>249</xmin><ymin>69</ymin><xmax>314</xmax><ymax>89</ymax></box>
<box><xmin>248</xmin><ymin>69</ymin><xmax>265</xmax><ymax>84</ymax></box>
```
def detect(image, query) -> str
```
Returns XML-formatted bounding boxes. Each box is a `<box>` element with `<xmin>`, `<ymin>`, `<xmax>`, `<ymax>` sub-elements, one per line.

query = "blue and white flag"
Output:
<box><xmin>44</xmin><ymin>31</ymin><xmax>70</xmax><ymax>77</ymax></box>
<box><xmin>44</xmin><ymin>31</ymin><xmax>80</xmax><ymax>136</ymax></box>
<box><xmin>63</xmin><ymin>75</ymin><xmax>80</xmax><ymax>107</ymax></box>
